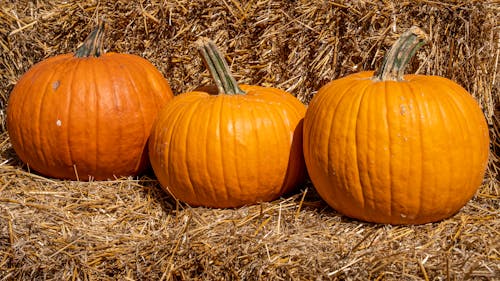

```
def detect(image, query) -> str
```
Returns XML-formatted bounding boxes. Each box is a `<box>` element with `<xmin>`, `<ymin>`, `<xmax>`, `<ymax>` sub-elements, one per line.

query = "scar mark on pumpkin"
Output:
<box><xmin>56</xmin><ymin>120</ymin><xmax>62</xmax><ymax>126</ymax></box>
<box><xmin>52</xmin><ymin>80</ymin><xmax>60</xmax><ymax>90</ymax></box>
<box><xmin>400</xmin><ymin>104</ymin><xmax>407</xmax><ymax>115</ymax></box>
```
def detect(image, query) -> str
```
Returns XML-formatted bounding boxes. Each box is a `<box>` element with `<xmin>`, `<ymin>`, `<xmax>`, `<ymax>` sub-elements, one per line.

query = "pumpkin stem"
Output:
<box><xmin>373</xmin><ymin>26</ymin><xmax>428</xmax><ymax>81</ymax></box>
<box><xmin>196</xmin><ymin>38</ymin><xmax>245</xmax><ymax>95</ymax></box>
<box><xmin>75</xmin><ymin>21</ymin><xmax>106</xmax><ymax>58</ymax></box>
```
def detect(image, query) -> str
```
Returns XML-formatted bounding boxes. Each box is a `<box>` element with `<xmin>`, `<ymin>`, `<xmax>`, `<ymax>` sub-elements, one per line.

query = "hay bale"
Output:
<box><xmin>0</xmin><ymin>1</ymin><xmax>498</xmax><ymax>280</ymax></box>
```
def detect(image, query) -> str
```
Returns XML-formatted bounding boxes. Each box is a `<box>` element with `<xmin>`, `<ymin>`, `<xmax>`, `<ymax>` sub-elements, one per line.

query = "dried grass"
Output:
<box><xmin>0</xmin><ymin>0</ymin><xmax>499</xmax><ymax>280</ymax></box>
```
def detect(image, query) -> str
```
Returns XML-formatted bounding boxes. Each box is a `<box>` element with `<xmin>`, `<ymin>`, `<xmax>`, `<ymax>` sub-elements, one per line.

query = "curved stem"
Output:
<box><xmin>373</xmin><ymin>26</ymin><xmax>428</xmax><ymax>81</ymax></box>
<box><xmin>75</xmin><ymin>21</ymin><xmax>106</xmax><ymax>58</ymax></box>
<box><xmin>196</xmin><ymin>38</ymin><xmax>245</xmax><ymax>95</ymax></box>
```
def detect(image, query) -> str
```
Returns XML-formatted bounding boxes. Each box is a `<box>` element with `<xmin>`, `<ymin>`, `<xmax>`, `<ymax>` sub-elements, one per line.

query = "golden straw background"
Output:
<box><xmin>0</xmin><ymin>1</ymin><xmax>498</xmax><ymax>280</ymax></box>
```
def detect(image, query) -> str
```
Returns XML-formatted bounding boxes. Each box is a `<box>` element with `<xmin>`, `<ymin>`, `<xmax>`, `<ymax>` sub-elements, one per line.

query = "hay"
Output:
<box><xmin>0</xmin><ymin>0</ymin><xmax>499</xmax><ymax>280</ymax></box>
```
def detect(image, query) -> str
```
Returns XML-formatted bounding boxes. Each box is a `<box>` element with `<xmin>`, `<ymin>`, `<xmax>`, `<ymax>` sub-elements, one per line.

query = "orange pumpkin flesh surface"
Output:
<box><xmin>149</xmin><ymin>39</ymin><xmax>306</xmax><ymax>208</ymax></box>
<box><xmin>7</xmin><ymin>23</ymin><xmax>174</xmax><ymax>180</ymax></box>
<box><xmin>303</xmin><ymin>27</ymin><xmax>490</xmax><ymax>224</ymax></box>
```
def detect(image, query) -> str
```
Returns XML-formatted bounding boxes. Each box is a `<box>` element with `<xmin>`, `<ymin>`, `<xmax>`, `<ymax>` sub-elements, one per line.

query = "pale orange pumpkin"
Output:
<box><xmin>7</xmin><ymin>23</ymin><xmax>174</xmax><ymax>180</ymax></box>
<box><xmin>303</xmin><ymin>27</ymin><xmax>490</xmax><ymax>224</ymax></box>
<box><xmin>149</xmin><ymin>39</ymin><xmax>306</xmax><ymax>208</ymax></box>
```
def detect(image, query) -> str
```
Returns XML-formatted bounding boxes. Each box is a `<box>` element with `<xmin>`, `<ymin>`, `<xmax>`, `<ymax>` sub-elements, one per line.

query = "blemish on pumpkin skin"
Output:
<box><xmin>56</xmin><ymin>120</ymin><xmax>62</xmax><ymax>127</ymax></box>
<box><xmin>52</xmin><ymin>80</ymin><xmax>60</xmax><ymax>91</ymax></box>
<box><xmin>400</xmin><ymin>104</ymin><xmax>407</xmax><ymax>115</ymax></box>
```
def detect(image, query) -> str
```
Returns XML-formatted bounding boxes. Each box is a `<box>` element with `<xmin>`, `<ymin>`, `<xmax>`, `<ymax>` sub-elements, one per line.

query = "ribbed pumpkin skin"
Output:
<box><xmin>304</xmin><ymin>71</ymin><xmax>490</xmax><ymax>224</ymax></box>
<box><xmin>149</xmin><ymin>85</ymin><xmax>306</xmax><ymax>208</ymax></box>
<box><xmin>7</xmin><ymin>53</ymin><xmax>173</xmax><ymax>180</ymax></box>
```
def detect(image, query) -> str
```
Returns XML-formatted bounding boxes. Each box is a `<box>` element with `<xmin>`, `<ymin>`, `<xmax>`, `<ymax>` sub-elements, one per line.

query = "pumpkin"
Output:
<box><xmin>148</xmin><ymin>39</ymin><xmax>306</xmax><ymax>208</ymax></box>
<box><xmin>6</xmin><ymin>22</ymin><xmax>174</xmax><ymax>180</ymax></box>
<box><xmin>303</xmin><ymin>27</ymin><xmax>490</xmax><ymax>224</ymax></box>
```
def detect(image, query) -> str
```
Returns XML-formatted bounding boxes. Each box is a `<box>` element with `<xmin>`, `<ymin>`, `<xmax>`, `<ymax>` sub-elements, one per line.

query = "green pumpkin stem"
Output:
<box><xmin>197</xmin><ymin>39</ymin><xmax>245</xmax><ymax>95</ymax></box>
<box><xmin>75</xmin><ymin>22</ymin><xmax>106</xmax><ymax>58</ymax></box>
<box><xmin>374</xmin><ymin>26</ymin><xmax>428</xmax><ymax>81</ymax></box>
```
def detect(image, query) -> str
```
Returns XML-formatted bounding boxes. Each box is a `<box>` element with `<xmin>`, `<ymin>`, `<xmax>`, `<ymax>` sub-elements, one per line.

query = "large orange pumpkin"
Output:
<box><xmin>7</xmin><ymin>23</ymin><xmax>174</xmax><ymax>180</ymax></box>
<box><xmin>149</xmin><ymin>39</ymin><xmax>306</xmax><ymax>208</ymax></box>
<box><xmin>303</xmin><ymin>27</ymin><xmax>490</xmax><ymax>224</ymax></box>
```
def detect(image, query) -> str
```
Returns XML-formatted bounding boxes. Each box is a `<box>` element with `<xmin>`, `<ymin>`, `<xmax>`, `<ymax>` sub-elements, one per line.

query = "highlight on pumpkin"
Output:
<box><xmin>6</xmin><ymin>21</ymin><xmax>174</xmax><ymax>180</ymax></box>
<box><xmin>148</xmin><ymin>39</ymin><xmax>307</xmax><ymax>208</ymax></box>
<box><xmin>303</xmin><ymin>26</ymin><xmax>490</xmax><ymax>225</ymax></box>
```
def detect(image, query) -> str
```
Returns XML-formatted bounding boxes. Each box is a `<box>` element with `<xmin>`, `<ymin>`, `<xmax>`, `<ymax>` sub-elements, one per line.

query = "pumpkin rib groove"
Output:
<box><xmin>434</xmin><ymin>83</ymin><xmax>463</xmax><ymax>215</ymax></box>
<box><xmin>249</xmin><ymin>100</ymin><xmax>262</xmax><ymax>193</ymax></box>
<box><xmin>395</xmin><ymin>82</ymin><xmax>416</xmax><ymax>220</ymax></box>
<box><xmin>352</xmin><ymin>80</ymin><xmax>376</xmax><ymax>214</ymax></box>
<box><xmin>82</xmin><ymin>60</ymin><xmax>93</xmax><ymax>175</ymax></box>
<box><xmin>265</xmin><ymin>100</ymin><xmax>282</xmax><ymax>197</ymax></box>
<box><xmin>271</xmin><ymin>99</ymin><xmax>292</xmax><ymax>196</ymax></box>
<box><xmin>276</xmin><ymin>103</ymin><xmax>299</xmax><ymax>195</ymax></box>
<box><xmin>40</xmin><ymin>58</ymin><xmax>71</xmax><ymax>170</ymax></box>
<box><xmin>244</xmin><ymin>100</ymin><xmax>257</xmax><ymax>200</ymax></box>
<box><xmin>167</xmin><ymin>99</ymin><xmax>194</xmax><ymax>203</ymax></box>
<box><xmin>175</xmin><ymin>97</ymin><xmax>196</xmax><ymax>204</ymax></box>
<box><xmin>436</xmin><ymin>81</ymin><xmax>478</xmax><ymax>214</ymax></box>
<box><xmin>80</xmin><ymin>59</ymin><xmax>96</xmax><ymax>177</ymax></box>
<box><xmin>109</xmin><ymin>58</ymin><xmax>126</xmax><ymax>173</ymax></box>
<box><xmin>326</xmin><ymin>79</ymin><xmax>359</xmax><ymax>205</ymax></box>
<box><xmin>324</xmin><ymin>80</ymin><xmax>354</xmax><ymax>208</ymax></box>
<box><xmin>163</xmin><ymin>97</ymin><xmax>192</xmax><ymax>199</ymax></box>
<box><xmin>417</xmin><ymin>83</ymin><xmax>436</xmax><ymax>218</ymax></box>
<box><xmin>104</xmin><ymin>58</ymin><xmax>122</xmax><ymax>173</ymax></box>
<box><xmin>439</xmin><ymin>83</ymin><xmax>462</xmax><ymax>215</ymax></box>
<box><xmin>409</xmin><ymin>83</ymin><xmax>425</xmax><ymax>220</ymax></box>
<box><xmin>354</xmin><ymin>81</ymin><xmax>372</xmax><ymax>213</ymax></box>
<box><xmin>121</xmin><ymin>57</ymin><xmax>148</xmax><ymax>152</ymax></box>
<box><xmin>352</xmin><ymin>81</ymin><xmax>375</xmax><ymax>212</ymax></box>
<box><xmin>401</xmin><ymin>83</ymin><xmax>415</xmax><ymax>219</ymax></box>
<box><xmin>206</xmin><ymin>97</ymin><xmax>220</xmax><ymax>204</ymax></box>
<box><xmin>446</xmin><ymin>82</ymin><xmax>484</xmax><ymax>181</ymax></box>
<box><xmin>184</xmin><ymin>98</ymin><xmax>205</xmax><ymax>205</ymax></box>
<box><xmin>91</xmin><ymin>59</ymin><xmax>100</xmax><ymax>175</ymax></box>
<box><xmin>37</xmin><ymin>59</ymin><xmax>67</xmax><ymax>169</ymax></box>
<box><xmin>401</xmin><ymin>81</ymin><xmax>423</xmax><ymax>219</ymax></box>
<box><xmin>260</xmin><ymin>88</ymin><xmax>305</xmax><ymax>199</ymax></box>
<box><xmin>341</xmin><ymin>82</ymin><xmax>364</xmax><ymax>206</ymax></box>
<box><xmin>382</xmin><ymin>81</ymin><xmax>395</xmax><ymax>218</ymax></box>
<box><xmin>337</xmin><ymin>81</ymin><xmax>356</xmax><ymax>214</ymax></box>
<box><xmin>463</xmin><ymin>89</ymin><xmax>489</xmax><ymax>182</ymax></box>
<box><xmin>66</xmin><ymin>58</ymin><xmax>81</xmax><ymax>177</ymax></box>
<box><xmin>16</xmin><ymin>59</ymin><xmax>41</xmax><ymax>164</ymax></box>
<box><xmin>218</xmin><ymin>96</ymin><xmax>231</xmax><ymax>204</ymax></box>
<box><xmin>429</xmin><ymin>83</ymin><xmax>453</xmax><ymax>215</ymax></box>
<box><xmin>370</xmin><ymin>82</ymin><xmax>387</xmax><ymax>219</ymax></box>
<box><xmin>128</xmin><ymin>57</ymin><xmax>153</xmax><ymax>174</ymax></box>
<box><xmin>387</xmin><ymin>81</ymin><xmax>401</xmax><ymax>220</ymax></box>
<box><xmin>364</xmin><ymin>83</ymin><xmax>377</xmax><ymax>213</ymax></box>
<box><xmin>305</xmin><ymin>81</ymin><xmax>336</xmax><ymax>175</ymax></box>
<box><xmin>230</xmin><ymin>97</ymin><xmax>244</xmax><ymax>201</ymax></box>
<box><xmin>314</xmin><ymin>78</ymin><xmax>354</xmax><ymax>210</ymax></box>
<box><xmin>424</xmin><ymin>81</ymin><xmax>449</xmax><ymax>217</ymax></box>
<box><xmin>34</xmin><ymin>70</ymin><xmax>51</xmax><ymax>168</ymax></box>
<box><xmin>223</xmin><ymin>97</ymin><xmax>234</xmax><ymax>203</ymax></box>
<box><xmin>230</xmin><ymin>97</ymin><xmax>243</xmax><ymax>202</ymax></box>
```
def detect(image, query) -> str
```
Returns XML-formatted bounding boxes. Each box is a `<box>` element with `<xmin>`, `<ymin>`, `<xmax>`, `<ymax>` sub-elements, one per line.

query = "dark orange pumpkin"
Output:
<box><xmin>7</xmin><ymin>23</ymin><xmax>174</xmax><ymax>180</ymax></box>
<box><xmin>303</xmin><ymin>27</ymin><xmax>490</xmax><ymax>224</ymax></box>
<box><xmin>149</xmin><ymin>39</ymin><xmax>306</xmax><ymax>208</ymax></box>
